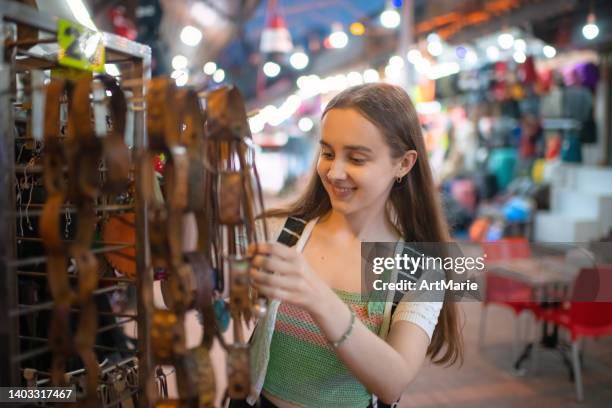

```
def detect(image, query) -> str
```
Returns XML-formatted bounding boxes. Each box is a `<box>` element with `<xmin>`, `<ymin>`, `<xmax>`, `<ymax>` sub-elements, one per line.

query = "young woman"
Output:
<box><xmin>233</xmin><ymin>83</ymin><xmax>463</xmax><ymax>407</ymax></box>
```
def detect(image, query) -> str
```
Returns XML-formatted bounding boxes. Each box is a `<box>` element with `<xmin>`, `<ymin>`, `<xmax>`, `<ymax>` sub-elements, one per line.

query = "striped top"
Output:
<box><xmin>263</xmin><ymin>289</ymin><xmax>385</xmax><ymax>408</ymax></box>
<box><xmin>247</xmin><ymin>217</ymin><xmax>444</xmax><ymax>406</ymax></box>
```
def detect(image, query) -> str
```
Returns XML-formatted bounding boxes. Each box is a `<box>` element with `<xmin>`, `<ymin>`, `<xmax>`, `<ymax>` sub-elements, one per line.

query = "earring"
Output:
<box><xmin>396</xmin><ymin>176</ymin><xmax>403</xmax><ymax>184</ymax></box>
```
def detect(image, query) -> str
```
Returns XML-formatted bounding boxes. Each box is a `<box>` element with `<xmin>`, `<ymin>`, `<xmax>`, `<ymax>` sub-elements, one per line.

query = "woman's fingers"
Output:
<box><xmin>248</xmin><ymin>241</ymin><xmax>297</xmax><ymax>261</ymax></box>
<box><xmin>251</xmin><ymin>253</ymin><xmax>296</xmax><ymax>275</ymax></box>
<box><xmin>250</xmin><ymin>268</ymin><xmax>299</xmax><ymax>290</ymax></box>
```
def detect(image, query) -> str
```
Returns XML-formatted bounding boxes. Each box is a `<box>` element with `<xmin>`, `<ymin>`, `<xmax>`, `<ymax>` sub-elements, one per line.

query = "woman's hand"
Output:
<box><xmin>248</xmin><ymin>242</ymin><xmax>334</xmax><ymax>315</ymax></box>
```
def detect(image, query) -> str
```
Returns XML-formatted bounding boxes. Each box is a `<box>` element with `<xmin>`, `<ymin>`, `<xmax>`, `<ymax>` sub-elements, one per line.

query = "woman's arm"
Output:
<box><xmin>309</xmin><ymin>291</ymin><xmax>430</xmax><ymax>403</ymax></box>
<box><xmin>250</xmin><ymin>242</ymin><xmax>432</xmax><ymax>404</ymax></box>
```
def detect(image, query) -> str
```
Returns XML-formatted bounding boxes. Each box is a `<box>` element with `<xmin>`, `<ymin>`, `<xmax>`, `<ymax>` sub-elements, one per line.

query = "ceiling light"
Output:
<box><xmin>212</xmin><ymin>69</ymin><xmax>225</xmax><ymax>83</ymax></box>
<box><xmin>172</xmin><ymin>55</ymin><xmax>188</xmax><ymax>70</ymax></box>
<box><xmin>498</xmin><ymin>32</ymin><xmax>514</xmax><ymax>50</ymax></box>
<box><xmin>582</xmin><ymin>13</ymin><xmax>599</xmax><ymax>40</ymax></box>
<box><xmin>289</xmin><ymin>51</ymin><xmax>309</xmax><ymax>70</ymax></box>
<box><xmin>203</xmin><ymin>61</ymin><xmax>217</xmax><ymax>75</ymax></box>
<box><xmin>329</xmin><ymin>24</ymin><xmax>349</xmax><ymax>49</ymax></box>
<box><xmin>543</xmin><ymin>45</ymin><xmax>556</xmax><ymax>58</ymax></box>
<box><xmin>180</xmin><ymin>25</ymin><xmax>202</xmax><ymax>47</ymax></box>
<box><xmin>263</xmin><ymin>61</ymin><xmax>281</xmax><ymax>77</ymax></box>
<box><xmin>380</xmin><ymin>9</ymin><xmax>400</xmax><ymax>29</ymax></box>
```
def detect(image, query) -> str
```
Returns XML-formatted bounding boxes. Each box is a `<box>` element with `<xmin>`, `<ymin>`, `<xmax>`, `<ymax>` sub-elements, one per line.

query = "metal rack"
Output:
<box><xmin>0</xmin><ymin>1</ymin><xmax>154</xmax><ymax>406</ymax></box>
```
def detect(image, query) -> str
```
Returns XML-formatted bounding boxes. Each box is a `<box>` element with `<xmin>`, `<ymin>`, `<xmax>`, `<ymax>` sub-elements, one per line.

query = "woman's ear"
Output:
<box><xmin>398</xmin><ymin>150</ymin><xmax>418</xmax><ymax>178</ymax></box>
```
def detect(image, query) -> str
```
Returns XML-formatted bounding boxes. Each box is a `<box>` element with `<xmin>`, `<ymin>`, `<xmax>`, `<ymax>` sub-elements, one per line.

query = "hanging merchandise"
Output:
<box><xmin>561</xmin><ymin>131</ymin><xmax>583</xmax><ymax>163</ymax></box>
<box><xmin>487</xmin><ymin>147</ymin><xmax>517</xmax><ymax>191</ymax></box>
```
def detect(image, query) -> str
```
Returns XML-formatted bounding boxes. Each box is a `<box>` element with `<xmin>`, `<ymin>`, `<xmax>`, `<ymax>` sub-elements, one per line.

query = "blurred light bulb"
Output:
<box><xmin>298</xmin><ymin>117</ymin><xmax>314</xmax><ymax>132</ymax></box>
<box><xmin>466</xmin><ymin>50</ymin><xmax>478</xmax><ymax>65</ymax></box>
<box><xmin>582</xmin><ymin>14</ymin><xmax>599</xmax><ymax>40</ymax></box>
<box><xmin>180</xmin><ymin>25</ymin><xmax>202</xmax><ymax>46</ymax></box>
<box><xmin>380</xmin><ymin>9</ymin><xmax>400</xmax><ymax>29</ymax></box>
<box><xmin>513</xmin><ymin>50</ymin><xmax>526</xmax><ymax>64</ymax></box>
<box><xmin>329</xmin><ymin>28</ymin><xmax>348</xmax><ymax>49</ymax></box>
<box><xmin>363</xmin><ymin>69</ymin><xmax>380</xmax><ymax>83</ymax></box>
<box><xmin>407</xmin><ymin>49</ymin><xmax>422</xmax><ymax>64</ymax></box>
<box><xmin>172</xmin><ymin>55</ymin><xmax>188</xmax><ymax>70</ymax></box>
<box><xmin>486</xmin><ymin>46</ymin><xmax>500</xmax><ymax>61</ymax></box>
<box><xmin>289</xmin><ymin>51</ymin><xmax>309</xmax><ymax>70</ymax></box>
<box><xmin>498</xmin><ymin>32</ymin><xmax>514</xmax><ymax>49</ymax></box>
<box><xmin>263</xmin><ymin>61</ymin><xmax>281</xmax><ymax>78</ymax></box>
<box><xmin>543</xmin><ymin>45</ymin><xmax>556</xmax><ymax>58</ymax></box>
<box><xmin>389</xmin><ymin>55</ymin><xmax>405</xmax><ymax>68</ymax></box>
<box><xmin>514</xmin><ymin>39</ymin><xmax>526</xmax><ymax>52</ymax></box>
<box><xmin>212</xmin><ymin>69</ymin><xmax>225</xmax><ymax>83</ymax></box>
<box><xmin>203</xmin><ymin>61</ymin><xmax>217</xmax><ymax>75</ymax></box>
<box><xmin>350</xmin><ymin>22</ymin><xmax>365</xmax><ymax>36</ymax></box>
<box><xmin>347</xmin><ymin>71</ymin><xmax>363</xmax><ymax>86</ymax></box>
<box><xmin>427</xmin><ymin>41</ymin><xmax>443</xmax><ymax>57</ymax></box>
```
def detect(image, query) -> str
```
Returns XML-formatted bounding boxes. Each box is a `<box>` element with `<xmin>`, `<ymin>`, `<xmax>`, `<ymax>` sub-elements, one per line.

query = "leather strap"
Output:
<box><xmin>66</xmin><ymin>77</ymin><xmax>102</xmax><ymax>405</ymax></box>
<box><xmin>40</xmin><ymin>79</ymin><xmax>74</xmax><ymax>387</ymax></box>
<box><xmin>95</xmin><ymin>74</ymin><xmax>130</xmax><ymax>194</ymax></box>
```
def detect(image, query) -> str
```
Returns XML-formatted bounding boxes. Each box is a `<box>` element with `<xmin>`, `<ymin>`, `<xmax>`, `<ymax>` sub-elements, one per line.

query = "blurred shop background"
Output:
<box><xmin>49</xmin><ymin>0</ymin><xmax>612</xmax><ymax>406</ymax></box>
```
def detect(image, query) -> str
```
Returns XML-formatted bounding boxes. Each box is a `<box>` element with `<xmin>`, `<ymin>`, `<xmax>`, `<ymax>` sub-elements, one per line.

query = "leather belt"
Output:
<box><xmin>95</xmin><ymin>74</ymin><xmax>130</xmax><ymax>194</ymax></box>
<box><xmin>40</xmin><ymin>79</ymin><xmax>75</xmax><ymax>388</ymax></box>
<box><xmin>67</xmin><ymin>77</ymin><xmax>103</xmax><ymax>406</ymax></box>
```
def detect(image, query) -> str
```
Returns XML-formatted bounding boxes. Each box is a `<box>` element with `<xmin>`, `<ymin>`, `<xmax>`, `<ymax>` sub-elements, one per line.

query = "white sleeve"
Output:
<box><xmin>391</xmin><ymin>300</ymin><xmax>443</xmax><ymax>341</ymax></box>
<box><xmin>390</xmin><ymin>263</ymin><xmax>445</xmax><ymax>341</ymax></box>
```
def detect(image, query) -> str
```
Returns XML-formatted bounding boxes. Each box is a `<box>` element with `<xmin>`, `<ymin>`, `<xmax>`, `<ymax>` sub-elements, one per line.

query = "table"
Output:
<box><xmin>487</xmin><ymin>257</ymin><xmax>580</xmax><ymax>377</ymax></box>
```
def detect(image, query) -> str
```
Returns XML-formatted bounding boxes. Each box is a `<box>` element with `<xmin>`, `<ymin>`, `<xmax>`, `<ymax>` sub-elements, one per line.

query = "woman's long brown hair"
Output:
<box><xmin>266</xmin><ymin>83</ymin><xmax>463</xmax><ymax>366</ymax></box>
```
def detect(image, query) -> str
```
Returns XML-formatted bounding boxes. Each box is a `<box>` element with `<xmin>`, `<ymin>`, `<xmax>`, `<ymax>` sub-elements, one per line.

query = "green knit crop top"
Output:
<box><xmin>262</xmin><ymin>289</ymin><xmax>385</xmax><ymax>407</ymax></box>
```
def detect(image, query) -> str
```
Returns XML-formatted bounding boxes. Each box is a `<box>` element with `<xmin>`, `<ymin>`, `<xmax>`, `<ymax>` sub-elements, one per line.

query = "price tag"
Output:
<box><xmin>57</xmin><ymin>18</ymin><xmax>105</xmax><ymax>73</ymax></box>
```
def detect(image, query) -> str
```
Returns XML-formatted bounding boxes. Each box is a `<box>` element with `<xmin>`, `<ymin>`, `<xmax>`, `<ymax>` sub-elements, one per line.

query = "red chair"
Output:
<box><xmin>479</xmin><ymin>239</ymin><xmax>541</xmax><ymax>355</ymax></box>
<box><xmin>538</xmin><ymin>266</ymin><xmax>612</xmax><ymax>401</ymax></box>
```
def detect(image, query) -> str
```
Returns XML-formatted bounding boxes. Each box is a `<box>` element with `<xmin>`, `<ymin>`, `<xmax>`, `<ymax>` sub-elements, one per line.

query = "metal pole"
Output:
<box><xmin>398</xmin><ymin>0</ymin><xmax>415</xmax><ymax>92</ymax></box>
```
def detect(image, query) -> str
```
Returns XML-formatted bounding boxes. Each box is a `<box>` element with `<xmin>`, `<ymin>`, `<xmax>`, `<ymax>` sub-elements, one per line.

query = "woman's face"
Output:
<box><xmin>317</xmin><ymin>108</ymin><xmax>414</xmax><ymax>217</ymax></box>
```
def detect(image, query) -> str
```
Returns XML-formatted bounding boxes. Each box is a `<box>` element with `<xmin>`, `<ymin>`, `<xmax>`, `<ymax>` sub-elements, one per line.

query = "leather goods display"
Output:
<box><xmin>39</xmin><ymin>77</ymin><xmax>102</xmax><ymax>405</ymax></box>
<box><xmin>204</xmin><ymin>86</ymin><xmax>273</xmax><ymax>402</ymax></box>
<box><xmin>26</xmin><ymin>71</ymin><xmax>267</xmax><ymax>406</ymax></box>
<box><xmin>146</xmin><ymin>79</ymin><xmax>219</xmax><ymax>407</ymax></box>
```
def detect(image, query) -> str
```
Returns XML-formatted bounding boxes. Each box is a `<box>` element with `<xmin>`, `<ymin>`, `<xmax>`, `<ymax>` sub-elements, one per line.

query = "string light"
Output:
<box><xmin>329</xmin><ymin>23</ymin><xmax>349</xmax><ymax>49</ymax></box>
<box><xmin>350</xmin><ymin>22</ymin><xmax>365</xmax><ymax>36</ymax></box>
<box><xmin>263</xmin><ymin>61</ymin><xmax>281</xmax><ymax>77</ymax></box>
<box><xmin>180</xmin><ymin>25</ymin><xmax>202</xmax><ymax>46</ymax></box>
<box><xmin>203</xmin><ymin>61</ymin><xmax>217</xmax><ymax>75</ymax></box>
<box><xmin>543</xmin><ymin>45</ymin><xmax>556</xmax><ymax>58</ymax></box>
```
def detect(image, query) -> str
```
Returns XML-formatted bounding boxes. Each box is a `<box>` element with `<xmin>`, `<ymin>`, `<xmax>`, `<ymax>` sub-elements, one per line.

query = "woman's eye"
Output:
<box><xmin>321</xmin><ymin>151</ymin><xmax>334</xmax><ymax>159</ymax></box>
<box><xmin>350</xmin><ymin>157</ymin><xmax>366</xmax><ymax>165</ymax></box>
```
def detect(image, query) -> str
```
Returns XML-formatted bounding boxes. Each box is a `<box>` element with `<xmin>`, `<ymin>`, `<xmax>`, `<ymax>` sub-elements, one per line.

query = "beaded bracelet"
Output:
<box><xmin>330</xmin><ymin>306</ymin><xmax>356</xmax><ymax>348</ymax></box>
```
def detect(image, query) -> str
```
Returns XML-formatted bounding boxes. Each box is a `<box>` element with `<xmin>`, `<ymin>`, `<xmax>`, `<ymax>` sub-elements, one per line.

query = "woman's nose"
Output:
<box><xmin>327</xmin><ymin>159</ymin><xmax>347</xmax><ymax>180</ymax></box>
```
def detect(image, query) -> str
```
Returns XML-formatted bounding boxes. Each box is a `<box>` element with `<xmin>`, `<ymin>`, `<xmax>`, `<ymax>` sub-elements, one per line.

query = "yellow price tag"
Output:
<box><xmin>57</xmin><ymin>18</ymin><xmax>105</xmax><ymax>73</ymax></box>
